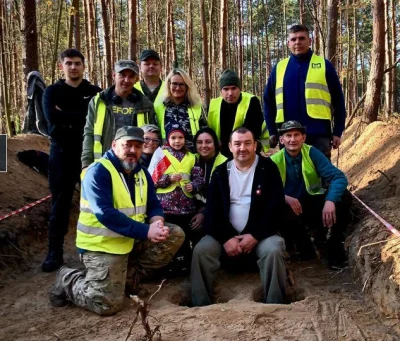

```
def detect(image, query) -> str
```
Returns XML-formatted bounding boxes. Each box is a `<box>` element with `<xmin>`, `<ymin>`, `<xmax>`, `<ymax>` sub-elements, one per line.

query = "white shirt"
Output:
<box><xmin>228</xmin><ymin>156</ymin><xmax>259</xmax><ymax>233</ymax></box>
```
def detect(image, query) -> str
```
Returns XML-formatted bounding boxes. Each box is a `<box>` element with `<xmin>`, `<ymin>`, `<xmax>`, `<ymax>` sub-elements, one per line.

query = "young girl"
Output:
<box><xmin>155</xmin><ymin>124</ymin><xmax>205</xmax><ymax>274</ymax></box>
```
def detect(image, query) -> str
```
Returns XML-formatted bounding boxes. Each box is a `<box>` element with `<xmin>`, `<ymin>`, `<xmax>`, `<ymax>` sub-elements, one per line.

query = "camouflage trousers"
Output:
<box><xmin>55</xmin><ymin>223</ymin><xmax>184</xmax><ymax>316</ymax></box>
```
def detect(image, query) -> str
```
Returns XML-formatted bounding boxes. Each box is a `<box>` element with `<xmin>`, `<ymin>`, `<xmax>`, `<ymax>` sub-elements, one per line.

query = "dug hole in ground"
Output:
<box><xmin>1</xmin><ymin>117</ymin><xmax>400</xmax><ymax>341</ymax></box>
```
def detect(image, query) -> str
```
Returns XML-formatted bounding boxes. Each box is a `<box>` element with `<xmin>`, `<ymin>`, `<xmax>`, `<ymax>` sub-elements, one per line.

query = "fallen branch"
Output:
<box><xmin>125</xmin><ymin>279</ymin><xmax>166</xmax><ymax>341</ymax></box>
<box><xmin>345</xmin><ymin>93</ymin><xmax>367</xmax><ymax>129</ymax></box>
<box><xmin>376</xmin><ymin>170</ymin><xmax>394</xmax><ymax>183</ymax></box>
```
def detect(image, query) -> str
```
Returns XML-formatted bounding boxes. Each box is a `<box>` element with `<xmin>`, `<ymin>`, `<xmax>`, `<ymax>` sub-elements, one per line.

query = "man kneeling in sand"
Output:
<box><xmin>50</xmin><ymin>126</ymin><xmax>184</xmax><ymax>315</ymax></box>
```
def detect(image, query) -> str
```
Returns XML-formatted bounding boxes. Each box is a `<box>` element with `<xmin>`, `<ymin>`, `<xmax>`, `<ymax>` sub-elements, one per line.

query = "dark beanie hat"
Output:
<box><xmin>165</xmin><ymin>122</ymin><xmax>186</xmax><ymax>141</ymax></box>
<box><xmin>219</xmin><ymin>69</ymin><xmax>241</xmax><ymax>90</ymax></box>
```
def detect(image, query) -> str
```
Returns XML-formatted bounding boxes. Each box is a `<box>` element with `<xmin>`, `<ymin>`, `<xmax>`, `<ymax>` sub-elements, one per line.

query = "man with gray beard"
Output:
<box><xmin>49</xmin><ymin>126</ymin><xmax>184</xmax><ymax>316</ymax></box>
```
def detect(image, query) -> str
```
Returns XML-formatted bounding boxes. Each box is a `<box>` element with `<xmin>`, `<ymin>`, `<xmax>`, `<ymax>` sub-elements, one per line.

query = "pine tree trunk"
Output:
<box><xmin>390</xmin><ymin>0</ymin><xmax>397</xmax><ymax>112</ymax></box>
<box><xmin>219</xmin><ymin>0</ymin><xmax>227</xmax><ymax>71</ymax></box>
<box><xmin>0</xmin><ymin>0</ymin><xmax>13</xmax><ymax>136</ymax></box>
<box><xmin>169</xmin><ymin>0</ymin><xmax>177</xmax><ymax>66</ymax></box>
<box><xmin>100</xmin><ymin>0</ymin><xmax>112</xmax><ymax>86</ymax></box>
<box><xmin>248</xmin><ymin>0</ymin><xmax>255</xmax><ymax>94</ymax></box>
<box><xmin>128</xmin><ymin>0</ymin><xmax>137</xmax><ymax>61</ymax></box>
<box><xmin>364</xmin><ymin>0</ymin><xmax>384</xmax><ymax>123</ymax></box>
<box><xmin>384</xmin><ymin>0</ymin><xmax>392</xmax><ymax>116</ymax></box>
<box><xmin>299</xmin><ymin>0</ymin><xmax>305</xmax><ymax>23</ymax></box>
<box><xmin>326</xmin><ymin>0</ymin><xmax>339</xmax><ymax>65</ymax></box>
<box><xmin>109</xmin><ymin>0</ymin><xmax>116</xmax><ymax>64</ymax></box>
<box><xmin>51</xmin><ymin>0</ymin><xmax>63</xmax><ymax>84</ymax></box>
<box><xmin>236</xmin><ymin>0</ymin><xmax>243</xmax><ymax>80</ymax></box>
<box><xmin>200</xmin><ymin>0</ymin><xmax>211</xmax><ymax>108</ymax></box>
<box><xmin>165</xmin><ymin>0</ymin><xmax>171</xmax><ymax>71</ymax></box>
<box><xmin>72</xmin><ymin>0</ymin><xmax>80</xmax><ymax>49</ymax></box>
<box><xmin>21</xmin><ymin>0</ymin><xmax>38</xmax><ymax>77</ymax></box>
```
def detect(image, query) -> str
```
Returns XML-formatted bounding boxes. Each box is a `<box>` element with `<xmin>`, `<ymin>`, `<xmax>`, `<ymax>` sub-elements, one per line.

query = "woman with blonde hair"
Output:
<box><xmin>154</xmin><ymin>68</ymin><xmax>206</xmax><ymax>152</ymax></box>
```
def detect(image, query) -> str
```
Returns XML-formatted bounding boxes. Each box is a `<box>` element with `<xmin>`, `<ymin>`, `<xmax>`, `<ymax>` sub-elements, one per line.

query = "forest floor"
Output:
<box><xmin>1</xmin><ymin>118</ymin><xmax>400</xmax><ymax>341</ymax></box>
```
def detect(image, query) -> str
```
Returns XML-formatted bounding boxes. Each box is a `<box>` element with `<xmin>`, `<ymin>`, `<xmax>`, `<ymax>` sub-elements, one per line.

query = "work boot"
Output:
<box><xmin>50</xmin><ymin>266</ymin><xmax>69</xmax><ymax>307</ymax></box>
<box><xmin>42</xmin><ymin>250</ymin><xmax>63</xmax><ymax>272</ymax></box>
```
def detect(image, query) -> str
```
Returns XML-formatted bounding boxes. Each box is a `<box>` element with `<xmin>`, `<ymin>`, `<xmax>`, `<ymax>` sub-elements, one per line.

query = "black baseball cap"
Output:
<box><xmin>114</xmin><ymin>126</ymin><xmax>144</xmax><ymax>142</ymax></box>
<box><xmin>139</xmin><ymin>49</ymin><xmax>161</xmax><ymax>61</ymax></box>
<box><xmin>278</xmin><ymin>120</ymin><xmax>306</xmax><ymax>135</ymax></box>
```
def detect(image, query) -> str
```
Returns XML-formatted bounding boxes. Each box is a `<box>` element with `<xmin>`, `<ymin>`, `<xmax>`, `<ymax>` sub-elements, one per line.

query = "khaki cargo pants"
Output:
<box><xmin>57</xmin><ymin>223</ymin><xmax>184</xmax><ymax>316</ymax></box>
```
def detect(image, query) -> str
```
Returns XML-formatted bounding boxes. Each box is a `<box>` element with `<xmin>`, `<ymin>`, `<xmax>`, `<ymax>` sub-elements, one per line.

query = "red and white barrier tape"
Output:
<box><xmin>350</xmin><ymin>192</ymin><xmax>400</xmax><ymax>237</ymax></box>
<box><xmin>0</xmin><ymin>194</ymin><xmax>52</xmax><ymax>222</ymax></box>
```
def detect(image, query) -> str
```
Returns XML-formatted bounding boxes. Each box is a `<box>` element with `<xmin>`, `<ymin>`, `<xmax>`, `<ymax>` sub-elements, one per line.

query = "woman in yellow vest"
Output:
<box><xmin>154</xmin><ymin>68</ymin><xmax>206</xmax><ymax>152</ymax></box>
<box><xmin>155</xmin><ymin>124</ymin><xmax>205</xmax><ymax>275</ymax></box>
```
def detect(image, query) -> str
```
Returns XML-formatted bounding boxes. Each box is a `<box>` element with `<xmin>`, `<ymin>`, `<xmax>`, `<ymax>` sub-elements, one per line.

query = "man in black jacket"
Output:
<box><xmin>42</xmin><ymin>49</ymin><xmax>101</xmax><ymax>272</ymax></box>
<box><xmin>191</xmin><ymin>127</ymin><xmax>287</xmax><ymax>306</ymax></box>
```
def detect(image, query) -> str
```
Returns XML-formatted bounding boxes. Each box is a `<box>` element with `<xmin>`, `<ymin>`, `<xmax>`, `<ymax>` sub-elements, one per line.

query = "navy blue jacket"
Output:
<box><xmin>263</xmin><ymin>49</ymin><xmax>346</xmax><ymax>138</ymax></box>
<box><xmin>81</xmin><ymin>149</ymin><xmax>164</xmax><ymax>241</ymax></box>
<box><xmin>204</xmin><ymin>156</ymin><xmax>285</xmax><ymax>244</ymax></box>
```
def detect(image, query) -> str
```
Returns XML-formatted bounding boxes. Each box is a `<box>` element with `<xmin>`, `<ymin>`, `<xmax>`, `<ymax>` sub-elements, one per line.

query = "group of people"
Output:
<box><xmin>42</xmin><ymin>23</ymin><xmax>349</xmax><ymax>316</ymax></box>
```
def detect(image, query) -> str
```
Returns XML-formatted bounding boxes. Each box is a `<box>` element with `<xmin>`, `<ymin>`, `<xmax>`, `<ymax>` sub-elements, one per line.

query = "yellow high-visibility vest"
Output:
<box><xmin>275</xmin><ymin>54</ymin><xmax>332</xmax><ymax>123</ymax></box>
<box><xmin>195</xmin><ymin>152</ymin><xmax>227</xmax><ymax>180</ymax></box>
<box><xmin>92</xmin><ymin>93</ymin><xmax>150</xmax><ymax>161</ymax></box>
<box><xmin>76</xmin><ymin>158</ymin><xmax>148</xmax><ymax>254</ymax></box>
<box><xmin>156</xmin><ymin>150</ymin><xmax>195</xmax><ymax>198</ymax></box>
<box><xmin>154</xmin><ymin>102</ymin><xmax>202</xmax><ymax>139</ymax></box>
<box><xmin>208</xmin><ymin>92</ymin><xmax>269</xmax><ymax>152</ymax></box>
<box><xmin>134</xmin><ymin>80</ymin><xmax>165</xmax><ymax>107</ymax></box>
<box><xmin>270</xmin><ymin>144</ymin><xmax>325</xmax><ymax>195</ymax></box>
<box><xmin>207</xmin><ymin>92</ymin><xmax>253</xmax><ymax>140</ymax></box>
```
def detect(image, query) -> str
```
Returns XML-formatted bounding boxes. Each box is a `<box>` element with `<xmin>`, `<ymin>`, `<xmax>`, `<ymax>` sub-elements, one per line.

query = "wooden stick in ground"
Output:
<box><xmin>125</xmin><ymin>279</ymin><xmax>167</xmax><ymax>341</ymax></box>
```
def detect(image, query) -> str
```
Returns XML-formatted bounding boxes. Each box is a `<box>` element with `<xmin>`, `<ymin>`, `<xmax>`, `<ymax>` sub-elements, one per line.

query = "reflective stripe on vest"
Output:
<box><xmin>207</xmin><ymin>92</ymin><xmax>253</xmax><ymax>140</ymax></box>
<box><xmin>76</xmin><ymin>158</ymin><xmax>148</xmax><ymax>254</ymax></box>
<box><xmin>270</xmin><ymin>144</ymin><xmax>325</xmax><ymax>195</ymax></box>
<box><xmin>260</xmin><ymin>121</ymin><xmax>270</xmax><ymax>152</ymax></box>
<box><xmin>93</xmin><ymin>94</ymin><xmax>106</xmax><ymax>161</ymax></box>
<box><xmin>156</xmin><ymin>150</ymin><xmax>195</xmax><ymax>197</ymax></box>
<box><xmin>275</xmin><ymin>54</ymin><xmax>332</xmax><ymax>123</ymax></box>
<box><xmin>154</xmin><ymin>103</ymin><xmax>202</xmax><ymax>140</ymax></box>
<box><xmin>134</xmin><ymin>80</ymin><xmax>165</xmax><ymax>107</ymax></box>
<box><xmin>93</xmin><ymin>94</ymin><xmax>152</xmax><ymax>161</ymax></box>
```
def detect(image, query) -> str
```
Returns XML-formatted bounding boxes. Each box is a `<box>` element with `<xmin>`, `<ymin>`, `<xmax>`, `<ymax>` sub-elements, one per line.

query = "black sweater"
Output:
<box><xmin>204</xmin><ymin>156</ymin><xmax>285</xmax><ymax>244</ymax></box>
<box><xmin>43</xmin><ymin>79</ymin><xmax>101</xmax><ymax>152</ymax></box>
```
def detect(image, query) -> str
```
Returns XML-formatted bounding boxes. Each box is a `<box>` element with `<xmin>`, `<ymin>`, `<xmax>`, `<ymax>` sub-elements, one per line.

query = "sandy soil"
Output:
<box><xmin>1</xmin><ymin>125</ymin><xmax>400</xmax><ymax>341</ymax></box>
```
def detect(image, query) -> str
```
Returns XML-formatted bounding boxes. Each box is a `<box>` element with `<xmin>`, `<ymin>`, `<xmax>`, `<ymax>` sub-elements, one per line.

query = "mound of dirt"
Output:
<box><xmin>0</xmin><ymin>134</ymin><xmax>51</xmax><ymax>274</ymax></box>
<box><xmin>334</xmin><ymin>117</ymin><xmax>400</xmax><ymax>318</ymax></box>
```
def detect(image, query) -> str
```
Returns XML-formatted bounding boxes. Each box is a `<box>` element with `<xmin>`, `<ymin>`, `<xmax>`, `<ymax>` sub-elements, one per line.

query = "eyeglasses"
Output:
<box><xmin>144</xmin><ymin>137</ymin><xmax>160</xmax><ymax>144</ymax></box>
<box><xmin>169</xmin><ymin>82</ymin><xmax>187</xmax><ymax>89</ymax></box>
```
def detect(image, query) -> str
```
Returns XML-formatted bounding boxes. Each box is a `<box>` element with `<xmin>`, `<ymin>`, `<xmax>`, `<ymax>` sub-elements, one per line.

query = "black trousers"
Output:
<box><xmin>48</xmin><ymin>144</ymin><xmax>81</xmax><ymax>254</ymax></box>
<box><xmin>281</xmin><ymin>192</ymin><xmax>350</xmax><ymax>264</ymax></box>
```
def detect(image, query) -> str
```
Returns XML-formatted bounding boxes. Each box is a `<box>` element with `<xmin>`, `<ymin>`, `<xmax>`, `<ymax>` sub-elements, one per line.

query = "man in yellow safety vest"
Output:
<box><xmin>264</xmin><ymin>24</ymin><xmax>346</xmax><ymax>159</ymax></box>
<box><xmin>81</xmin><ymin>60</ymin><xmax>155</xmax><ymax>169</ymax></box>
<box><xmin>207</xmin><ymin>70</ymin><xmax>268</xmax><ymax>158</ymax></box>
<box><xmin>270</xmin><ymin>120</ymin><xmax>349</xmax><ymax>269</ymax></box>
<box><xmin>50</xmin><ymin>126</ymin><xmax>184</xmax><ymax>316</ymax></box>
<box><xmin>134</xmin><ymin>49</ymin><xmax>165</xmax><ymax>106</ymax></box>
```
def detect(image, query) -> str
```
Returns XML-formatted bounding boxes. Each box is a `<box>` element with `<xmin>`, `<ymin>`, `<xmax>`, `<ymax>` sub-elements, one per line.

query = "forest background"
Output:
<box><xmin>0</xmin><ymin>0</ymin><xmax>396</xmax><ymax>137</ymax></box>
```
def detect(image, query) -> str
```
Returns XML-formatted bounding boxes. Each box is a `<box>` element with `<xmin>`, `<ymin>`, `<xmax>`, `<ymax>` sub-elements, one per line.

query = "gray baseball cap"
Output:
<box><xmin>278</xmin><ymin>120</ymin><xmax>306</xmax><ymax>135</ymax></box>
<box><xmin>114</xmin><ymin>126</ymin><xmax>144</xmax><ymax>142</ymax></box>
<box><xmin>114</xmin><ymin>60</ymin><xmax>139</xmax><ymax>75</ymax></box>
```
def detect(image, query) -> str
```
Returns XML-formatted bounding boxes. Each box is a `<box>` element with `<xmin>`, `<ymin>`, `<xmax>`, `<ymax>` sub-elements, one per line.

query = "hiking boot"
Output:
<box><xmin>49</xmin><ymin>266</ymin><xmax>69</xmax><ymax>307</ymax></box>
<box><xmin>42</xmin><ymin>250</ymin><xmax>63</xmax><ymax>272</ymax></box>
